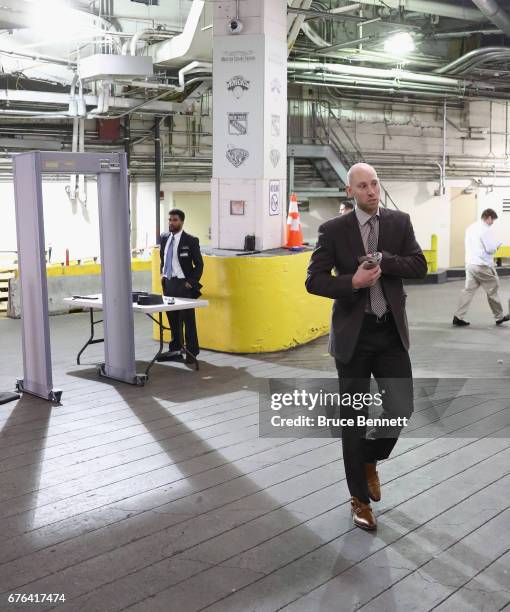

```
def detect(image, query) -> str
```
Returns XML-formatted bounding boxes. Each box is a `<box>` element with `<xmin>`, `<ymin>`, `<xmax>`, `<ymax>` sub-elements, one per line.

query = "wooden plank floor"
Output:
<box><xmin>0</xmin><ymin>279</ymin><xmax>509</xmax><ymax>612</ymax></box>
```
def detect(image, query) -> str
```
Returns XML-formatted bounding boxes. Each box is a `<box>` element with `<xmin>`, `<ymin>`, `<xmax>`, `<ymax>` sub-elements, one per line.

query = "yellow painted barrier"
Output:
<box><xmin>14</xmin><ymin>258</ymin><xmax>152</xmax><ymax>278</ymax></box>
<box><xmin>495</xmin><ymin>246</ymin><xmax>510</xmax><ymax>259</ymax></box>
<box><xmin>151</xmin><ymin>248</ymin><xmax>331</xmax><ymax>353</ymax></box>
<box><xmin>422</xmin><ymin>234</ymin><xmax>438</xmax><ymax>273</ymax></box>
<box><xmin>151</xmin><ymin>233</ymin><xmax>437</xmax><ymax>353</ymax></box>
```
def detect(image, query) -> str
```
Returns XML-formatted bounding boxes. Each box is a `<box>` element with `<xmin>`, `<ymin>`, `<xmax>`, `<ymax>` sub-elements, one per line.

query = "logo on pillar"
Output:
<box><xmin>228</xmin><ymin>112</ymin><xmax>248</xmax><ymax>135</ymax></box>
<box><xmin>226</xmin><ymin>75</ymin><xmax>250</xmax><ymax>99</ymax></box>
<box><xmin>271</xmin><ymin>115</ymin><xmax>280</xmax><ymax>137</ymax></box>
<box><xmin>270</xmin><ymin>79</ymin><xmax>282</xmax><ymax>95</ymax></box>
<box><xmin>270</xmin><ymin>149</ymin><xmax>280</xmax><ymax>168</ymax></box>
<box><xmin>226</xmin><ymin>146</ymin><xmax>249</xmax><ymax>167</ymax></box>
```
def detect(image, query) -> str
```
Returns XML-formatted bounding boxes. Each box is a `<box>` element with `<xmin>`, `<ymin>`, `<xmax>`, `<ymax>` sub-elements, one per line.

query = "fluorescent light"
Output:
<box><xmin>384</xmin><ymin>32</ymin><xmax>415</xmax><ymax>58</ymax></box>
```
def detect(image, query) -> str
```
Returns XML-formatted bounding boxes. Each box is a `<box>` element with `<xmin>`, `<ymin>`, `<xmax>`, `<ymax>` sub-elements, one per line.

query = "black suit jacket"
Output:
<box><xmin>305</xmin><ymin>207</ymin><xmax>427</xmax><ymax>364</ymax></box>
<box><xmin>160</xmin><ymin>230</ymin><xmax>204</xmax><ymax>298</ymax></box>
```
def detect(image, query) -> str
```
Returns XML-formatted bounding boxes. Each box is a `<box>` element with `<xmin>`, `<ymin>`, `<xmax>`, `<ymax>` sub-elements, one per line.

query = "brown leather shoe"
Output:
<box><xmin>365</xmin><ymin>462</ymin><xmax>381</xmax><ymax>502</ymax></box>
<box><xmin>351</xmin><ymin>496</ymin><xmax>377</xmax><ymax>530</ymax></box>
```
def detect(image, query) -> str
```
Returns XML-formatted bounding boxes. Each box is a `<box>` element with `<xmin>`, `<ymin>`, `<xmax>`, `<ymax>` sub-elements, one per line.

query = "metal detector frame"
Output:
<box><xmin>13</xmin><ymin>152</ymin><xmax>145</xmax><ymax>402</ymax></box>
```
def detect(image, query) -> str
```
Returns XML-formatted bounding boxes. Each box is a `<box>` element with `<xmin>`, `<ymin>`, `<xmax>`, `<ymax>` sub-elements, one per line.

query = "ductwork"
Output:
<box><xmin>144</xmin><ymin>0</ymin><xmax>210</xmax><ymax>68</ymax></box>
<box><xmin>120</xmin><ymin>29</ymin><xmax>174</xmax><ymax>56</ymax></box>
<box><xmin>293</xmin><ymin>77</ymin><xmax>466</xmax><ymax>98</ymax></box>
<box><xmin>287</xmin><ymin>59</ymin><xmax>503</xmax><ymax>98</ymax></box>
<box><xmin>302</xmin><ymin>21</ymin><xmax>328</xmax><ymax>48</ymax></box>
<box><xmin>0</xmin><ymin>47</ymin><xmax>76</xmax><ymax>67</ymax></box>
<box><xmin>470</xmin><ymin>0</ymin><xmax>510</xmax><ymax>37</ymax></box>
<box><xmin>177</xmin><ymin>61</ymin><xmax>212</xmax><ymax>90</ymax></box>
<box><xmin>287</xmin><ymin>0</ymin><xmax>314</xmax><ymax>53</ymax></box>
<box><xmin>434</xmin><ymin>46</ymin><xmax>510</xmax><ymax>74</ymax></box>
<box><xmin>336</xmin><ymin>0</ymin><xmax>485</xmax><ymax>22</ymax></box>
<box><xmin>288</xmin><ymin>60</ymin><xmax>481</xmax><ymax>88</ymax></box>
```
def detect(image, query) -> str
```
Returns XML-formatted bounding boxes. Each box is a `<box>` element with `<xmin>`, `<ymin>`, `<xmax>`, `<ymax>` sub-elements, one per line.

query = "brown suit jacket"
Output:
<box><xmin>305</xmin><ymin>207</ymin><xmax>427</xmax><ymax>364</ymax></box>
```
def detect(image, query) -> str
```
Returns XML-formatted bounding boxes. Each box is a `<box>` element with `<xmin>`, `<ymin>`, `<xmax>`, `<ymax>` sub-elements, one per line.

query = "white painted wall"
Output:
<box><xmin>300</xmin><ymin>179</ymin><xmax>510</xmax><ymax>270</ymax></box>
<box><xmin>384</xmin><ymin>181</ymin><xmax>451</xmax><ymax>269</ymax></box>
<box><xmin>2</xmin><ymin>176</ymin><xmax>508</xmax><ymax>269</ymax></box>
<box><xmin>301</xmin><ymin>186</ymin><xmax>451</xmax><ymax>269</ymax></box>
<box><xmin>0</xmin><ymin>179</ymin><xmax>212</xmax><ymax>267</ymax></box>
<box><xmin>300</xmin><ymin>198</ymin><xmax>339</xmax><ymax>245</ymax></box>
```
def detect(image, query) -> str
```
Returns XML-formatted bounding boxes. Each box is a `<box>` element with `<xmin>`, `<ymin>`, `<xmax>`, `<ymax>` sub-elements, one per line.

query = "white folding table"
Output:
<box><xmin>63</xmin><ymin>294</ymin><xmax>209</xmax><ymax>384</ymax></box>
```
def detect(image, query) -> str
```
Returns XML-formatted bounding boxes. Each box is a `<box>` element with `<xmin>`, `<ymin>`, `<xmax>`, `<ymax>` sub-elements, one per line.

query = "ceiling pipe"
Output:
<box><xmin>290</xmin><ymin>75</ymin><xmax>466</xmax><ymax>97</ymax></box>
<box><xmin>0</xmin><ymin>48</ymin><xmax>76</xmax><ymax>67</ymax></box>
<box><xmin>434</xmin><ymin>46</ymin><xmax>510</xmax><ymax>74</ymax></box>
<box><xmin>287</xmin><ymin>60</ymin><xmax>474</xmax><ymax>87</ymax></box>
<box><xmin>120</xmin><ymin>29</ymin><xmax>174</xmax><ymax>56</ymax></box>
<box><xmin>431</xmin><ymin>29</ymin><xmax>502</xmax><ymax>38</ymax></box>
<box><xmin>0</xmin><ymin>110</ymin><xmax>71</xmax><ymax>118</ymax></box>
<box><xmin>470</xmin><ymin>0</ymin><xmax>510</xmax><ymax>37</ymax></box>
<box><xmin>326</xmin><ymin>0</ymin><xmax>486</xmax><ymax>22</ymax></box>
<box><xmin>177</xmin><ymin>61</ymin><xmax>212</xmax><ymax>90</ymax></box>
<box><xmin>288</xmin><ymin>6</ymin><xmax>364</xmax><ymax>23</ymax></box>
<box><xmin>118</xmin><ymin>80</ymin><xmax>178</xmax><ymax>91</ymax></box>
<box><xmin>288</xmin><ymin>0</ymin><xmax>314</xmax><ymax>53</ymax></box>
<box><xmin>295</xmin><ymin>79</ymin><xmax>510</xmax><ymax>101</ymax></box>
<box><xmin>299</xmin><ymin>47</ymin><xmax>442</xmax><ymax>68</ymax></box>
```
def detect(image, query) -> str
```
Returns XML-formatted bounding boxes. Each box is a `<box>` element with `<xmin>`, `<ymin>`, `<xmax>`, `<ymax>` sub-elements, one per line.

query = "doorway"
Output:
<box><xmin>450</xmin><ymin>188</ymin><xmax>478</xmax><ymax>267</ymax></box>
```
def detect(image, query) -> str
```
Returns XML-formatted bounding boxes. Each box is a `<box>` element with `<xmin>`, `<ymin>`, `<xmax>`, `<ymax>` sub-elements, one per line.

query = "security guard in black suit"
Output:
<box><xmin>160</xmin><ymin>209</ymin><xmax>204</xmax><ymax>362</ymax></box>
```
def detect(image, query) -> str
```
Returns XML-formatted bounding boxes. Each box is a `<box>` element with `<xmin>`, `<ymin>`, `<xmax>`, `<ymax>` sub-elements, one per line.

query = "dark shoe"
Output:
<box><xmin>496</xmin><ymin>315</ymin><xmax>510</xmax><ymax>326</ymax></box>
<box><xmin>452</xmin><ymin>316</ymin><xmax>470</xmax><ymax>326</ymax></box>
<box><xmin>365</xmin><ymin>463</ymin><xmax>381</xmax><ymax>502</ymax></box>
<box><xmin>168</xmin><ymin>343</ymin><xmax>181</xmax><ymax>352</ymax></box>
<box><xmin>156</xmin><ymin>351</ymin><xmax>183</xmax><ymax>363</ymax></box>
<box><xmin>351</xmin><ymin>497</ymin><xmax>377</xmax><ymax>531</ymax></box>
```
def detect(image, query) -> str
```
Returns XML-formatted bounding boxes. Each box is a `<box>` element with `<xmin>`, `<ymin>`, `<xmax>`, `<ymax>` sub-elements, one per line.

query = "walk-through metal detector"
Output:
<box><xmin>13</xmin><ymin>152</ymin><xmax>145</xmax><ymax>402</ymax></box>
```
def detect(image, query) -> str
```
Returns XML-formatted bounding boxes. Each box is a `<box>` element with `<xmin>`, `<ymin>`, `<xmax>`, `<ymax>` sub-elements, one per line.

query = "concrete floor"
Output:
<box><xmin>0</xmin><ymin>278</ymin><xmax>509</xmax><ymax>611</ymax></box>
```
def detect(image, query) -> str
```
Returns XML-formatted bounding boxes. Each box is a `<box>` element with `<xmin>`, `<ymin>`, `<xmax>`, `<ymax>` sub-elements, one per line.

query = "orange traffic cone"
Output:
<box><xmin>285</xmin><ymin>193</ymin><xmax>304</xmax><ymax>249</ymax></box>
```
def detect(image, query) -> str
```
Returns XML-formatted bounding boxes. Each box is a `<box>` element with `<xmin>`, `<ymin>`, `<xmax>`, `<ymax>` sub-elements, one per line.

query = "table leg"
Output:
<box><xmin>77</xmin><ymin>308</ymin><xmax>104</xmax><ymax>365</ymax></box>
<box><xmin>145</xmin><ymin>312</ymin><xmax>165</xmax><ymax>377</ymax></box>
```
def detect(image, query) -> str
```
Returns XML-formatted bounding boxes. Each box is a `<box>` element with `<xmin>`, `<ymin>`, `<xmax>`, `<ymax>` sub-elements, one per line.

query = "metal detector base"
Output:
<box><xmin>96</xmin><ymin>364</ymin><xmax>147</xmax><ymax>387</ymax></box>
<box><xmin>15</xmin><ymin>378</ymin><xmax>63</xmax><ymax>403</ymax></box>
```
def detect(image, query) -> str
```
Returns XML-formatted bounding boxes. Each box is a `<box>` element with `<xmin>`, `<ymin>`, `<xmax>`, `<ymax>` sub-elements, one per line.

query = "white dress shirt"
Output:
<box><xmin>163</xmin><ymin>230</ymin><xmax>185</xmax><ymax>278</ymax></box>
<box><xmin>465</xmin><ymin>220</ymin><xmax>502</xmax><ymax>267</ymax></box>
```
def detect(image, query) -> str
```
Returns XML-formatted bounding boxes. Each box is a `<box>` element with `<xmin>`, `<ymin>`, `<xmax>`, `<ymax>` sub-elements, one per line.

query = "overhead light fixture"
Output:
<box><xmin>384</xmin><ymin>32</ymin><xmax>415</xmax><ymax>58</ymax></box>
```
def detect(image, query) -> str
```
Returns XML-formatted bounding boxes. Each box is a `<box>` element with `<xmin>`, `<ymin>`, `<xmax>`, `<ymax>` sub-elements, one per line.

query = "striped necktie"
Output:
<box><xmin>367</xmin><ymin>217</ymin><xmax>386</xmax><ymax>317</ymax></box>
<box><xmin>163</xmin><ymin>235</ymin><xmax>174</xmax><ymax>278</ymax></box>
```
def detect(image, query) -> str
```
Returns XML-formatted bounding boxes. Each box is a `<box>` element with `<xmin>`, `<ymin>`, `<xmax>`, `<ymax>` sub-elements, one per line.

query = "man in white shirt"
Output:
<box><xmin>453</xmin><ymin>208</ymin><xmax>509</xmax><ymax>326</ymax></box>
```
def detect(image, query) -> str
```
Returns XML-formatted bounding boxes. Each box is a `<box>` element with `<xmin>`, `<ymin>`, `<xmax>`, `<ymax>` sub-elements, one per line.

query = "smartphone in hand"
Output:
<box><xmin>358</xmin><ymin>252</ymin><xmax>382</xmax><ymax>269</ymax></box>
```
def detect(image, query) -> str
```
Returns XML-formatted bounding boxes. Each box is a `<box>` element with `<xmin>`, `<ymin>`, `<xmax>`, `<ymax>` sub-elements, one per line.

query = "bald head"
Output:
<box><xmin>346</xmin><ymin>162</ymin><xmax>380</xmax><ymax>215</ymax></box>
<box><xmin>346</xmin><ymin>162</ymin><xmax>378</xmax><ymax>187</ymax></box>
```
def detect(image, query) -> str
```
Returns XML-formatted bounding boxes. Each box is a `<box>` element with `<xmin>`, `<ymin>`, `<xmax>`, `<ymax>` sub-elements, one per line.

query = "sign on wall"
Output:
<box><xmin>230</xmin><ymin>200</ymin><xmax>246</xmax><ymax>215</ymax></box>
<box><xmin>269</xmin><ymin>180</ymin><xmax>280</xmax><ymax>216</ymax></box>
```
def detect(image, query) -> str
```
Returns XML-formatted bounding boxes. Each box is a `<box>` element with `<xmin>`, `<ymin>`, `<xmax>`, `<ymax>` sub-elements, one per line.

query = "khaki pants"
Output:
<box><xmin>455</xmin><ymin>264</ymin><xmax>503</xmax><ymax>320</ymax></box>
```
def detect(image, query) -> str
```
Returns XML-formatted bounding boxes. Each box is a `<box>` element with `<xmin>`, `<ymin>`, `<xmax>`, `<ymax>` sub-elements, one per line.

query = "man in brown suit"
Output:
<box><xmin>306</xmin><ymin>163</ymin><xmax>427</xmax><ymax>530</ymax></box>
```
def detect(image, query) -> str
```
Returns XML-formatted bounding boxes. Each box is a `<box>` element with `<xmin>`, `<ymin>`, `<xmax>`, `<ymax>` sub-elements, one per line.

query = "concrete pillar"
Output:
<box><xmin>211</xmin><ymin>0</ymin><xmax>287</xmax><ymax>250</ymax></box>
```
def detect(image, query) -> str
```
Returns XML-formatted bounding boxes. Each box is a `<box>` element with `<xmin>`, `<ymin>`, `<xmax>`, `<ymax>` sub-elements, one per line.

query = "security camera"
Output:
<box><xmin>228</xmin><ymin>19</ymin><xmax>243</xmax><ymax>34</ymax></box>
